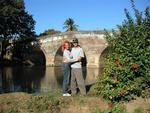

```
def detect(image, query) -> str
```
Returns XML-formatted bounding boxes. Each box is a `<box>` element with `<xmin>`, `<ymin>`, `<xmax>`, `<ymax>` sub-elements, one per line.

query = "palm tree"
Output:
<box><xmin>63</xmin><ymin>18</ymin><xmax>79</xmax><ymax>32</ymax></box>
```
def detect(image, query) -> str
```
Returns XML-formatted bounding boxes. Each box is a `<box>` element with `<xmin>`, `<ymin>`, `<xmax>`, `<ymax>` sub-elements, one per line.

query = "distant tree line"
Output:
<box><xmin>38</xmin><ymin>18</ymin><xmax>79</xmax><ymax>37</ymax></box>
<box><xmin>38</xmin><ymin>29</ymin><xmax>61</xmax><ymax>37</ymax></box>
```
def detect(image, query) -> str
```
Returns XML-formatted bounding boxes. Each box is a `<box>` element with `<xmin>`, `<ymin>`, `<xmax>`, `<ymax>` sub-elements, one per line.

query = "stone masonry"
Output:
<box><xmin>39</xmin><ymin>31</ymin><xmax>108</xmax><ymax>68</ymax></box>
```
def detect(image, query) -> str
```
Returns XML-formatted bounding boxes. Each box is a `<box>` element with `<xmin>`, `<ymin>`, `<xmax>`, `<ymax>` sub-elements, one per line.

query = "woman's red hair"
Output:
<box><xmin>62</xmin><ymin>40</ymin><xmax>70</xmax><ymax>51</ymax></box>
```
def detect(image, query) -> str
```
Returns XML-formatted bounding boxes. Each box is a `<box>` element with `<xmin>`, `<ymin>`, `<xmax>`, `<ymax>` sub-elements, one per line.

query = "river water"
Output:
<box><xmin>0</xmin><ymin>66</ymin><xmax>100</xmax><ymax>94</ymax></box>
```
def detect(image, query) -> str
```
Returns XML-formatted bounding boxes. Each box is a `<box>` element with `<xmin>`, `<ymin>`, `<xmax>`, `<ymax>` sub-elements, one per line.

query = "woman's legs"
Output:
<box><xmin>62</xmin><ymin>64</ymin><xmax>70</xmax><ymax>94</ymax></box>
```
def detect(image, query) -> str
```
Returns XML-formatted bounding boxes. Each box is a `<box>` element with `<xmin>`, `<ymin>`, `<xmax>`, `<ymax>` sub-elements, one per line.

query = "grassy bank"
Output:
<box><xmin>0</xmin><ymin>90</ymin><xmax>150</xmax><ymax>113</ymax></box>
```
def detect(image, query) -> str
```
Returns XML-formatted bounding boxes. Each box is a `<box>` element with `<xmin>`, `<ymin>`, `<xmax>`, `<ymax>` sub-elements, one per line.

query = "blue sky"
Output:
<box><xmin>24</xmin><ymin>0</ymin><xmax>150</xmax><ymax>35</ymax></box>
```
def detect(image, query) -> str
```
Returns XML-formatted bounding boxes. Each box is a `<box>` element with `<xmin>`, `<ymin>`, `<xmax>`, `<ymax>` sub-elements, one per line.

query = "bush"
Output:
<box><xmin>92</xmin><ymin>103</ymin><xmax>127</xmax><ymax>113</ymax></box>
<box><xmin>95</xmin><ymin>1</ymin><xmax>150</xmax><ymax>102</ymax></box>
<box><xmin>133</xmin><ymin>107</ymin><xmax>144</xmax><ymax>113</ymax></box>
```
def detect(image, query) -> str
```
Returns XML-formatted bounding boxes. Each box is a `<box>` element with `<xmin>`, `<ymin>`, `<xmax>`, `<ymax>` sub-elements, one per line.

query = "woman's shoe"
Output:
<box><xmin>63</xmin><ymin>93</ymin><xmax>71</xmax><ymax>96</ymax></box>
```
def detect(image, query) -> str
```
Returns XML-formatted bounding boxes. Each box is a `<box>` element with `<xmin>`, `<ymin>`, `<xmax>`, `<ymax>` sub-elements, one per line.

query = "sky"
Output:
<box><xmin>24</xmin><ymin>0</ymin><xmax>150</xmax><ymax>35</ymax></box>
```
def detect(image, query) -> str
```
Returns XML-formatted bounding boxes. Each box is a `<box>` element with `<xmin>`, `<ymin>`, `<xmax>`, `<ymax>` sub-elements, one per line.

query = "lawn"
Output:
<box><xmin>0</xmin><ymin>90</ymin><xmax>149</xmax><ymax>113</ymax></box>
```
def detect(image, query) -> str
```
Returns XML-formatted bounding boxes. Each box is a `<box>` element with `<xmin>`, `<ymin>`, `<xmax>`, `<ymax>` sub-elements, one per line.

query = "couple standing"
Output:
<box><xmin>62</xmin><ymin>38</ymin><xmax>86</xmax><ymax>96</ymax></box>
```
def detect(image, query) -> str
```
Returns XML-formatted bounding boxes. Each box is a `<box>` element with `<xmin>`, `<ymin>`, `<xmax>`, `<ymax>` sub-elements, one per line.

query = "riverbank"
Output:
<box><xmin>0</xmin><ymin>90</ymin><xmax>150</xmax><ymax>113</ymax></box>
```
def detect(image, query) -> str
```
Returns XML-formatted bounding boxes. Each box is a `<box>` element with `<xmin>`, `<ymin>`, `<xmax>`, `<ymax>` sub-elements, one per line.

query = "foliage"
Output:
<box><xmin>95</xmin><ymin>1</ymin><xmax>150</xmax><ymax>102</ymax></box>
<box><xmin>27</xmin><ymin>95</ymin><xmax>60</xmax><ymax>113</ymax></box>
<box><xmin>133</xmin><ymin>107</ymin><xmax>144</xmax><ymax>113</ymax></box>
<box><xmin>92</xmin><ymin>103</ymin><xmax>127</xmax><ymax>113</ymax></box>
<box><xmin>0</xmin><ymin>0</ymin><xmax>37</xmax><ymax>63</ymax></box>
<box><xmin>109</xmin><ymin>103</ymin><xmax>127</xmax><ymax>113</ymax></box>
<box><xmin>63</xmin><ymin>18</ymin><xmax>79</xmax><ymax>31</ymax></box>
<box><xmin>8</xmin><ymin>109</ymin><xmax>18</xmax><ymax>113</ymax></box>
<box><xmin>0</xmin><ymin>0</ymin><xmax>35</xmax><ymax>41</ymax></box>
<box><xmin>0</xmin><ymin>91</ymin><xmax>149</xmax><ymax>113</ymax></box>
<box><xmin>38</xmin><ymin>29</ymin><xmax>61</xmax><ymax>37</ymax></box>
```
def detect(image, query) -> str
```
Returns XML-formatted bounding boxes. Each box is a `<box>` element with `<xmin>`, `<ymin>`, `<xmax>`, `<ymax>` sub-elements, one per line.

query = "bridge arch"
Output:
<box><xmin>40</xmin><ymin>32</ymin><xmax>108</xmax><ymax>68</ymax></box>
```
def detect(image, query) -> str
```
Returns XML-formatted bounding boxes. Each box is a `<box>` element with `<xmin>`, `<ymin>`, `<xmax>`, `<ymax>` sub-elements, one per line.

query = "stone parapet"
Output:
<box><xmin>39</xmin><ymin>31</ymin><xmax>108</xmax><ymax>68</ymax></box>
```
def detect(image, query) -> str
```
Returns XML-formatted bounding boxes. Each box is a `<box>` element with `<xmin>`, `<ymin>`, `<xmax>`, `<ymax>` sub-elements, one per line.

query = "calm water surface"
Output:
<box><xmin>0</xmin><ymin>66</ymin><xmax>99</xmax><ymax>94</ymax></box>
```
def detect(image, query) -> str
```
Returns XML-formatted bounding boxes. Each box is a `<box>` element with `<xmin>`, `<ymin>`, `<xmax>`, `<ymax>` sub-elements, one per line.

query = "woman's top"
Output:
<box><xmin>63</xmin><ymin>49</ymin><xmax>76</xmax><ymax>63</ymax></box>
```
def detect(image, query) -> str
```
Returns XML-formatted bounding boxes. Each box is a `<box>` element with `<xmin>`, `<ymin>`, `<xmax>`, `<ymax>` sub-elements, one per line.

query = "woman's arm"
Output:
<box><xmin>63</xmin><ymin>50</ymin><xmax>78</xmax><ymax>63</ymax></box>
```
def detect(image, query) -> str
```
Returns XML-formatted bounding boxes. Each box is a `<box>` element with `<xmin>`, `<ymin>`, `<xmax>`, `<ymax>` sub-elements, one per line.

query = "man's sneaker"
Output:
<box><xmin>63</xmin><ymin>93</ymin><xmax>71</xmax><ymax>96</ymax></box>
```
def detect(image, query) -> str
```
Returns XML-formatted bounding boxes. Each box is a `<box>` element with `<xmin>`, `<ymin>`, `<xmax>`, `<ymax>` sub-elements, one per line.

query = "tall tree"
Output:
<box><xmin>63</xmin><ymin>18</ymin><xmax>78</xmax><ymax>32</ymax></box>
<box><xmin>0</xmin><ymin>0</ymin><xmax>35</xmax><ymax>40</ymax></box>
<box><xmin>0</xmin><ymin>0</ymin><xmax>36</xmax><ymax>60</ymax></box>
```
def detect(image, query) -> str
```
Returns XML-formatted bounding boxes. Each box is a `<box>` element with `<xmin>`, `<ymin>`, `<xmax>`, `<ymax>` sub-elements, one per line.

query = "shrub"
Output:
<box><xmin>133</xmin><ymin>107</ymin><xmax>144</xmax><ymax>113</ymax></box>
<box><xmin>95</xmin><ymin>0</ymin><xmax>150</xmax><ymax>102</ymax></box>
<box><xmin>91</xmin><ymin>103</ymin><xmax>127</xmax><ymax>113</ymax></box>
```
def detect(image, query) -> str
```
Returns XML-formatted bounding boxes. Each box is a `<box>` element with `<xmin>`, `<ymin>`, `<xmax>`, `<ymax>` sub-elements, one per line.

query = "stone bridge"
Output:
<box><xmin>39</xmin><ymin>31</ymin><xmax>108</xmax><ymax>68</ymax></box>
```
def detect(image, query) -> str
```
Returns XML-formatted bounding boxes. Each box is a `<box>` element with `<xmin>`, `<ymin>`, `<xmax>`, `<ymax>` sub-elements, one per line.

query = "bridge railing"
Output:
<box><xmin>39</xmin><ymin>31</ymin><xmax>106</xmax><ymax>43</ymax></box>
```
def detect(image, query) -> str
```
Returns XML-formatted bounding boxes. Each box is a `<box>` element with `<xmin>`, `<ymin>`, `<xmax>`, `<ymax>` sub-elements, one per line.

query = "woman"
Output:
<box><xmin>62</xmin><ymin>40</ymin><xmax>77</xmax><ymax>96</ymax></box>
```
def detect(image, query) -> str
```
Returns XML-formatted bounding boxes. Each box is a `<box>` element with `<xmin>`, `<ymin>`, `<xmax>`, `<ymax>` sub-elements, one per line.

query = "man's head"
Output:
<box><xmin>72</xmin><ymin>38</ymin><xmax>78</xmax><ymax>43</ymax></box>
<box><xmin>72</xmin><ymin>38</ymin><xmax>78</xmax><ymax>47</ymax></box>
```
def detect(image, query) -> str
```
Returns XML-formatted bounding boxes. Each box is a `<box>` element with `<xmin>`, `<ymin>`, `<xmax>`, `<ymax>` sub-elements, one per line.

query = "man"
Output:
<box><xmin>70</xmin><ymin>38</ymin><xmax>86</xmax><ymax>95</ymax></box>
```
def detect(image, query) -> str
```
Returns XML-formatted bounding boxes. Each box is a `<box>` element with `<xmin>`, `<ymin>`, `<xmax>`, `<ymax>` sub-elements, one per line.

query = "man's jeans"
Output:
<box><xmin>62</xmin><ymin>63</ymin><xmax>70</xmax><ymax>94</ymax></box>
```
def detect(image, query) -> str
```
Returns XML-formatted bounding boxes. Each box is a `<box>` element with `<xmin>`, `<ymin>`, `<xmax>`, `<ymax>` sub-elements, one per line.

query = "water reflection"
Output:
<box><xmin>0</xmin><ymin>66</ymin><xmax>99</xmax><ymax>94</ymax></box>
<box><xmin>0</xmin><ymin>66</ymin><xmax>46</xmax><ymax>93</ymax></box>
